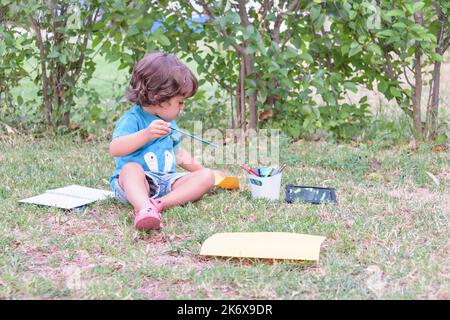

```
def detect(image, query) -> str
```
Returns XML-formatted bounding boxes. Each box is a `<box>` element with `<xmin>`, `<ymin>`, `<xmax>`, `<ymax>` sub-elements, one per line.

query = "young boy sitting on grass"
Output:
<box><xmin>109</xmin><ymin>52</ymin><xmax>219</xmax><ymax>231</ymax></box>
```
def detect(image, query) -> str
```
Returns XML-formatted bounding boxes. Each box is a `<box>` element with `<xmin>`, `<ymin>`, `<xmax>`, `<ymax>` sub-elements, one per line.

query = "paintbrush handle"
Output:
<box><xmin>266</xmin><ymin>168</ymin><xmax>276</xmax><ymax>177</ymax></box>
<box><xmin>240</xmin><ymin>165</ymin><xmax>260</xmax><ymax>177</ymax></box>
<box><xmin>278</xmin><ymin>163</ymin><xmax>287</xmax><ymax>173</ymax></box>
<box><xmin>170</xmin><ymin>126</ymin><xmax>218</xmax><ymax>148</ymax></box>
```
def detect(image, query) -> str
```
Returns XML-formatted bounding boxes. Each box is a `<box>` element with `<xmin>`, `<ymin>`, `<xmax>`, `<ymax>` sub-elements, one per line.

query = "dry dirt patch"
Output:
<box><xmin>14</xmin><ymin>210</ymin><xmax>213</xmax><ymax>298</ymax></box>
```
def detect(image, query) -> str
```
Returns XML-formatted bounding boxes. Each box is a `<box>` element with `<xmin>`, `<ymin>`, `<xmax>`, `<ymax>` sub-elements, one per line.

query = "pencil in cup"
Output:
<box><xmin>277</xmin><ymin>163</ymin><xmax>287</xmax><ymax>174</ymax></box>
<box><xmin>240</xmin><ymin>165</ymin><xmax>260</xmax><ymax>177</ymax></box>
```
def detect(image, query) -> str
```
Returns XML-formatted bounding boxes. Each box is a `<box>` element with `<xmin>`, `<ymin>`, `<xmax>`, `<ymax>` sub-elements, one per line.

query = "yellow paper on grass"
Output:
<box><xmin>200</xmin><ymin>232</ymin><xmax>326</xmax><ymax>261</ymax></box>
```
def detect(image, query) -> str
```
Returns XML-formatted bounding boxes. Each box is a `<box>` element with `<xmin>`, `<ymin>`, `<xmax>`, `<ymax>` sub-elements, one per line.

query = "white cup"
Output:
<box><xmin>248</xmin><ymin>167</ymin><xmax>282</xmax><ymax>201</ymax></box>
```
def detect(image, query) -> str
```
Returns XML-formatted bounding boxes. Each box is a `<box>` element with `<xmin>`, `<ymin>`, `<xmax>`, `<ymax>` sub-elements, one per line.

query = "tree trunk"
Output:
<box><xmin>244</xmin><ymin>54</ymin><xmax>257</xmax><ymax>129</ymax></box>
<box><xmin>28</xmin><ymin>16</ymin><xmax>52</xmax><ymax>125</ymax></box>
<box><xmin>426</xmin><ymin>60</ymin><xmax>441</xmax><ymax>139</ymax></box>
<box><xmin>412</xmin><ymin>7</ymin><xmax>424</xmax><ymax>138</ymax></box>
<box><xmin>230</xmin><ymin>81</ymin><xmax>235</xmax><ymax>129</ymax></box>
<box><xmin>235</xmin><ymin>52</ymin><xmax>257</xmax><ymax>130</ymax></box>
<box><xmin>61</xmin><ymin>111</ymin><xmax>70</xmax><ymax>127</ymax></box>
<box><xmin>235</xmin><ymin>76</ymin><xmax>242</xmax><ymax>127</ymax></box>
<box><xmin>249</xmin><ymin>93</ymin><xmax>257</xmax><ymax>129</ymax></box>
<box><xmin>237</xmin><ymin>0</ymin><xmax>257</xmax><ymax>130</ymax></box>
<box><xmin>239</xmin><ymin>57</ymin><xmax>246</xmax><ymax>129</ymax></box>
<box><xmin>412</xmin><ymin>49</ymin><xmax>422</xmax><ymax>137</ymax></box>
<box><xmin>425</xmin><ymin>2</ymin><xmax>447</xmax><ymax>140</ymax></box>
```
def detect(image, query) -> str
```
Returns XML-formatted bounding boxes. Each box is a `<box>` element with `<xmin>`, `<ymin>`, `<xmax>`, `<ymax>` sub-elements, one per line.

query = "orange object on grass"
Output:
<box><xmin>218</xmin><ymin>177</ymin><xmax>240</xmax><ymax>189</ymax></box>
<box><xmin>214</xmin><ymin>172</ymin><xmax>240</xmax><ymax>189</ymax></box>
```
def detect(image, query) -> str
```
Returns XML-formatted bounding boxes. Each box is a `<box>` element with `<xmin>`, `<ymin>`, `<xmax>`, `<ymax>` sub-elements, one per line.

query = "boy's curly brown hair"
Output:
<box><xmin>126</xmin><ymin>52</ymin><xmax>198</xmax><ymax>107</ymax></box>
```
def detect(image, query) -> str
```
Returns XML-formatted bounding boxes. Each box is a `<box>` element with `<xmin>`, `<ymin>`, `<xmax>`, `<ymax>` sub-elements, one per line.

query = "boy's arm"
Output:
<box><xmin>175</xmin><ymin>148</ymin><xmax>204</xmax><ymax>172</ymax></box>
<box><xmin>109</xmin><ymin>120</ymin><xmax>171</xmax><ymax>157</ymax></box>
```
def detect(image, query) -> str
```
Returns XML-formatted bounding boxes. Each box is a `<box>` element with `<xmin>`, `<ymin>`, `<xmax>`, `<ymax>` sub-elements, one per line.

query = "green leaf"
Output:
<box><xmin>299</xmin><ymin>53</ymin><xmax>313</xmax><ymax>64</ymax></box>
<box><xmin>341</xmin><ymin>44</ymin><xmax>350</xmax><ymax>55</ymax></box>
<box><xmin>47</xmin><ymin>50</ymin><xmax>60</xmax><ymax>58</ymax></box>
<box><xmin>255</xmin><ymin>35</ymin><xmax>267</xmax><ymax>55</ymax></box>
<box><xmin>390</xmin><ymin>86</ymin><xmax>402</xmax><ymax>97</ymax></box>
<box><xmin>376</xmin><ymin>30</ymin><xmax>396</xmax><ymax>38</ymax></box>
<box><xmin>392</xmin><ymin>22</ymin><xmax>407</xmax><ymax>29</ymax></box>
<box><xmin>413</xmin><ymin>2</ymin><xmax>425</xmax><ymax>12</ymax></box>
<box><xmin>128</xmin><ymin>25</ymin><xmax>141</xmax><ymax>37</ymax></box>
<box><xmin>368</xmin><ymin>43</ymin><xmax>383</xmax><ymax>56</ymax></box>
<box><xmin>431</xmin><ymin>53</ymin><xmax>443</xmax><ymax>62</ymax></box>
<box><xmin>378</xmin><ymin>80</ymin><xmax>389</xmax><ymax>94</ymax></box>
<box><xmin>59</xmin><ymin>54</ymin><xmax>67</xmax><ymax>65</ymax></box>
<box><xmin>385</xmin><ymin>9</ymin><xmax>405</xmax><ymax>17</ymax></box>
<box><xmin>258</xmin><ymin>89</ymin><xmax>268</xmax><ymax>103</ymax></box>
<box><xmin>100</xmin><ymin>40</ymin><xmax>111</xmax><ymax>52</ymax></box>
<box><xmin>245</xmin><ymin>78</ymin><xmax>256</xmax><ymax>88</ymax></box>
<box><xmin>348</xmin><ymin>44</ymin><xmax>362</xmax><ymax>57</ymax></box>
<box><xmin>224</xmin><ymin>11</ymin><xmax>241</xmax><ymax>25</ymax></box>
<box><xmin>92</xmin><ymin>35</ymin><xmax>103</xmax><ymax>48</ymax></box>
<box><xmin>350</xmin><ymin>41</ymin><xmax>359</xmax><ymax>49</ymax></box>
<box><xmin>359</xmin><ymin>96</ymin><xmax>368</xmax><ymax>104</ymax></box>
<box><xmin>155</xmin><ymin>34</ymin><xmax>171</xmax><ymax>46</ymax></box>
<box><xmin>245</xmin><ymin>87</ymin><xmax>256</xmax><ymax>97</ymax></box>
<box><xmin>313</xmin><ymin>14</ymin><xmax>325</xmax><ymax>30</ymax></box>
<box><xmin>405</xmin><ymin>3</ymin><xmax>415</xmax><ymax>14</ymax></box>
<box><xmin>310</xmin><ymin>6</ymin><xmax>321</xmax><ymax>21</ymax></box>
<box><xmin>343</xmin><ymin>82</ymin><xmax>358</xmax><ymax>93</ymax></box>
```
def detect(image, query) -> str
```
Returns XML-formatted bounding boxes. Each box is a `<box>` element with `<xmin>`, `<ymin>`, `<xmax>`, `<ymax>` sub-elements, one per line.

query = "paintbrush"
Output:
<box><xmin>265</xmin><ymin>168</ymin><xmax>276</xmax><ymax>177</ymax></box>
<box><xmin>269</xmin><ymin>164</ymin><xmax>286</xmax><ymax>176</ymax></box>
<box><xmin>278</xmin><ymin>163</ymin><xmax>287</xmax><ymax>173</ymax></box>
<box><xmin>169</xmin><ymin>126</ymin><xmax>218</xmax><ymax>148</ymax></box>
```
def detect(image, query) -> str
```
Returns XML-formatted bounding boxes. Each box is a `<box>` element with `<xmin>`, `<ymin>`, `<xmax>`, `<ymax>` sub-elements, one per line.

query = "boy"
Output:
<box><xmin>109</xmin><ymin>52</ymin><xmax>217</xmax><ymax>231</ymax></box>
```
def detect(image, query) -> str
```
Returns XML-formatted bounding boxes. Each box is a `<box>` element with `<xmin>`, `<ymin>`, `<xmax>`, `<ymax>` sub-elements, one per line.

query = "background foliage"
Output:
<box><xmin>0</xmin><ymin>0</ymin><xmax>449</xmax><ymax>142</ymax></box>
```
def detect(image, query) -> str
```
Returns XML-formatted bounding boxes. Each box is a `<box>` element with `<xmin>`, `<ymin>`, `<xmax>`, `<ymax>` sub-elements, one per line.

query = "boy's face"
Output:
<box><xmin>156</xmin><ymin>95</ymin><xmax>186</xmax><ymax>121</ymax></box>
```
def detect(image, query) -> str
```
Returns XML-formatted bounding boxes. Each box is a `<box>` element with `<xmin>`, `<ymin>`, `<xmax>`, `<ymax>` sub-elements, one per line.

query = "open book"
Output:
<box><xmin>19</xmin><ymin>185</ymin><xmax>114</xmax><ymax>210</ymax></box>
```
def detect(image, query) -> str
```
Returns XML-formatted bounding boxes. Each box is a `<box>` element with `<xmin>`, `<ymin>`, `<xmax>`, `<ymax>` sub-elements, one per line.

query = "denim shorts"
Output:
<box><xmin>111</xmin><ymin>171</ymin><xmax>188</xmax><ymax>204</ymax></box>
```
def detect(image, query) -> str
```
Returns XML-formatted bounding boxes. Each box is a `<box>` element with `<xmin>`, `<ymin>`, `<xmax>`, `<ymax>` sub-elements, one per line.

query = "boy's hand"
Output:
<box><xmin>147</xmin><ymin>120</ymin><xmax>171</xmax><ymax>140</ymax></box>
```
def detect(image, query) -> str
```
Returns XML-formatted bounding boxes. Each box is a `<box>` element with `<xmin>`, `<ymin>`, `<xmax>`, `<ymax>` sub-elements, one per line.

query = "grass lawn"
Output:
<box><xmin>0</xmin><ymin>134</ymin><xmax>448</xmax><ymax>299</ymax></box>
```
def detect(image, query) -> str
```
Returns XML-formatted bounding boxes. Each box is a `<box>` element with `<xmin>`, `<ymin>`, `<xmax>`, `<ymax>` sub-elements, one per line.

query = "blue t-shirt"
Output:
<box><xmin>109</xmin><ymin>105</ymin><xmax>182</xmax><ymax>186</ymax></box>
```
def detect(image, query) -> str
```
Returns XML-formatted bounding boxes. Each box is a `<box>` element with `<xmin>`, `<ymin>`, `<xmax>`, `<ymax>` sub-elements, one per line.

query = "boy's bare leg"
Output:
<box><xmin>118</xmin><ymin>162</ymin><xmax>151</xmax><ymax>212</ymax></box>
<box><xmin>158</xmin><ymin>168</ymin><xmax>215</xmax><ymax>209</ymax></box>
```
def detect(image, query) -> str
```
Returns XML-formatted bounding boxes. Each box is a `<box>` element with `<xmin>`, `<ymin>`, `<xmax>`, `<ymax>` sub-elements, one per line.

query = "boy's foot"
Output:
<box><xmin>134</xmin><ymin>198</ymin><xmax>163</xmax><ymax>230</ymax></box>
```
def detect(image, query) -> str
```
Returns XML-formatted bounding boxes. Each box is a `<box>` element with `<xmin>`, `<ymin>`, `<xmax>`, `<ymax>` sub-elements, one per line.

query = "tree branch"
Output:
<box><xmin>426</xmin><ymin>73</ymin><xmax>434</xmax><ymax>115</ymax></box>
<box><xmin>238</xmin><ymin>0</ymin><xmax>250</xmax><ymax>27</ymax></box>
<box><xmin>258</xmin><ymin>0</ymin><xmax>271</xmax><ymax>22</ymax></box>
<box><xmin>272</xmin><ymin>0</ymin><xmax>300</xmax><ymax>43</ymax></box>
<box><xmin>403</xmin><ymin>65</ymin><xmax>415</xmax><ymax>88</ymax></box>
<box><xmin>71</xmin><ymin>7</ymin><xmax>99</xmax><ymax>85</ymax></box>
<box><xmin>49</xmin><ymin>0</ymin><xmax>57</xmax><ymax>110</ymax></box>
<box><xmin>195</xmin><ymin>0</ymin><xmax>246</xmax><ymax>55</ymax></box>
<box><xmin>383</xmin><ymin>48</ymin><xmax>397</xmax><ymax>81</ymax></box>
<box><xmin>286</xmin><ymin>0</ymin><xmax>301</xmax><ymax>13</ymax></box>
<box><xmin>27</xmin><ymin>14</ymin><xmax>52</xmax><ymax>124</ymax></box>
<box><xmin>281</xmin><ymin>30</ymin><xmax>294</xmax><ymax>49</ymax></box>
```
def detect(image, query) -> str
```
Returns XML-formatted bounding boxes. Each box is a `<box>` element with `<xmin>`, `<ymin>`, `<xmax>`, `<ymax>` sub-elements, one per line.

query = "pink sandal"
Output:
<box><xmin>134</xmin><ymin>198</ymin><xmax>163</xmax><ymax>230</ymax></box>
